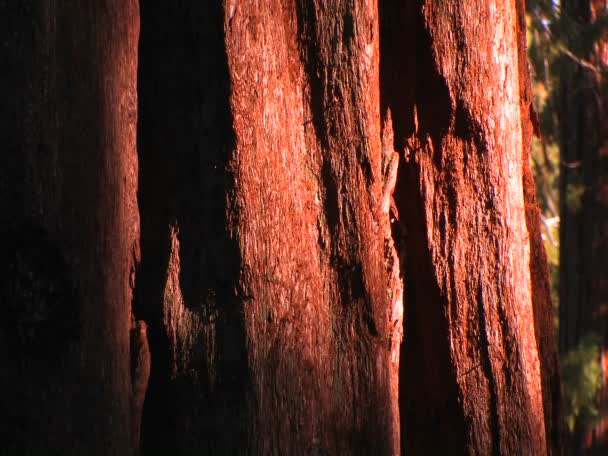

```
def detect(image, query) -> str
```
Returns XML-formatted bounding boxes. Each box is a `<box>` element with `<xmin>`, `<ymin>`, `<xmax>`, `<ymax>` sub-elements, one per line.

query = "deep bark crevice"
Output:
<box><xmin>296</xmin><ymin>0</ymin><xmax>331</xmax><ymax>150</ymax></box>
<box><xmin>136</xmin><ymin>3</ymin><xmax>252</xmax><ymax>454</ymax></box>
<box><xmin>412</xmin><ymin>10</ymin><xmax>453</xmax><ymax>153</ymax></box>
<box><xmin>379</xmin><ymin>1</ymin><xmax>467</xmax><ymax>453</ymax></box>
<box><xmin>395</xmin><ymin>167</ymin><xmax>468</xmax><ymax>455</ymax></box>
<box><xmin>378</xmin><ymin>0</ymin><xmax>416</xmax><ymax>151</ymax></box>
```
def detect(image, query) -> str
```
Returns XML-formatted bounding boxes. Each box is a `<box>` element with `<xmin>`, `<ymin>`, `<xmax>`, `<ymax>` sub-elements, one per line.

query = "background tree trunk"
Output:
<box><xmin>558</xmin><ymin>0</ymin><xmax>608</xmax><ymax>452</ymax></box>
<box><xmin>0</xmin><ymin>1</ymin><xmax>140</xmax><ymax>454</ymax></box>
<box><xmin>2</xmin><ymin>1</ymin><xmax>560</xmax><ymax>455</ymax></box>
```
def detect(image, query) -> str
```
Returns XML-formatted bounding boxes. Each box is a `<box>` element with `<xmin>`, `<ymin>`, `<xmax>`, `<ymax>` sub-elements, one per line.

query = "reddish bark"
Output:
<box><xmin>386</xmin><ymin>0</ymin><xmax>555</xmax><ymax>453</ymax></box>
<box><xmin>1</xmin><ymin>1</ymin><xmax>560</xmax><ymax>455</ymax></box>
<box><xmin>138</xmin><ymin>2</ymin><xmax>399</xmax><ymax>454</ymax></box>
<box><xmin>517</xmin><ymin>2</ymin><xmax>563</xmax><ymax>452</ymax></box>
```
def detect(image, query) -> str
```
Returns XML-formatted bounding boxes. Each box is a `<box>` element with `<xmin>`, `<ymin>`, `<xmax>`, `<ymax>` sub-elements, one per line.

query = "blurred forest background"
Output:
<box><xmin>526</xmin><ymin>0</ymin><xmax>608</xmax><ymax>453</ymax></box>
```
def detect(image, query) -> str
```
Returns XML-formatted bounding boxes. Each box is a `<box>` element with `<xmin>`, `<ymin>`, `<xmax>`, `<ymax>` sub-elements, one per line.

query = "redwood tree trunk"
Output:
<box><xmin>386</xmin><ymin>0</ymin><xmax>559</xmax><ymax>454</ymax></box>
<box><xmin>2</xmin><ymin>1</ymin><xmax>559</xmax><ymax>455</ymax></box>
<box><xmin>0</xmin><ymin>1</ymin><xmax>140</xmax><ymax>454</ymax></box>
<box><xmin>137</xmin><ymin>1</ymin><xmax>399</xmax><ymax>453</ymax></box>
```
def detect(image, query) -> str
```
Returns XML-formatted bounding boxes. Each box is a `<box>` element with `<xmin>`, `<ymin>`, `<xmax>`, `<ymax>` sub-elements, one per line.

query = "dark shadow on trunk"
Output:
<box><xmin>379</xmin><ymin>1</ymin><xmax>467</xmax><ymax>453</ymax></box>
<box><xmin>136</xmin><ymin>3</ymin><xmax>252</xmax><ymax>454</ymax></box>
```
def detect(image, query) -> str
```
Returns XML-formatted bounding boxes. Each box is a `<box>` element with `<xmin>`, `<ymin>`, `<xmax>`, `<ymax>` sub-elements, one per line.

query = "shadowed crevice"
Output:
<box><xmin>296</xmin><ymin>0</ymin><xmax>330</xmax><ymax>150</ymax></box>
<box><xmin>136</xmin><ymin>3</ymin><xmax>252</xmax><ymax>454</ymax></box>
<box><xmin>412</xmin><ymin>8</ymin><xmax>452</xmax><ymax>153</ymax></box>
<box><xmin>378</xmin><ymin>0</ymin><xmax>416</xmax><ymax>151</ymax></box>
<box><xmin>379</xmin><ymin>1</ymin><xmax>467</xmax><ymax>453</ymax></box>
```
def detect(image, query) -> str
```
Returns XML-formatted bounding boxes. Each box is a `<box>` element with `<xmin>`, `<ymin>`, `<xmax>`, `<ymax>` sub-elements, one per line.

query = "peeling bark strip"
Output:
<box><xmin>0</xmin><ymin>1</ymin><xmax>140</xmax><ymax>454</ymax></box>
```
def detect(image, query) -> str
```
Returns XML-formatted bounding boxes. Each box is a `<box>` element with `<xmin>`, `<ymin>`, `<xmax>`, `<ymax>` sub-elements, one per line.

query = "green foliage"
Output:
<box><xmin>527</xmin><ymin>0</ymin><xmax>608</xmax><ymax>442</ymax></box>
<box><xmin>561</xmin><ymin>333</ymin><xmax>603</xmax><ymax>432</ymax></box>
<box><xmin>527</xmin><ymin>0</ymin><xmax>608</xmax><ymax>327</ymax></box>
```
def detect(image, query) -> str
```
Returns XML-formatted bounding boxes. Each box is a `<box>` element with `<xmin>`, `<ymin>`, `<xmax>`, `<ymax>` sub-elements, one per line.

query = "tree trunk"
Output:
<box><xmin>386</xmin><ymin>0</ymin><xmax>560</xmax><ymax>453</ymax></box>
<box><xmin>558</xmin><ymin>0</ymin><xmax>608</xmax><ymax>452</ymax></box>
<box><xmin>2</xmin><ymin>1</ymin><xmax>559</xmax><ymax>455</ymax></box>
<box><xmin>0</xmin><ymin>1</ymin><xmax>140</xmax><ymax>455</ymax></box>
<box><xmin>137</xmin><ymin>2</ymin><xmax>399</xmax><ymax>454</ymax></box>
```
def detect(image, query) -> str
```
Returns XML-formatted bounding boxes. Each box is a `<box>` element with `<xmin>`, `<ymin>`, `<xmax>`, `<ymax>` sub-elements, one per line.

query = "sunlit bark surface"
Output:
<box><xmin>137</xmin><ymin>1</ymin><xmax>558</xmax><ymax>455</ymax></box>
<box><xmin>138</xmin><ymin>2</ymin><xmax>399</xmax><ymax>454</ymax></box>
<box><xmin>385</xmin><ymin>0</ymin><xmax>555</xmax><ymax>453</ymax></box>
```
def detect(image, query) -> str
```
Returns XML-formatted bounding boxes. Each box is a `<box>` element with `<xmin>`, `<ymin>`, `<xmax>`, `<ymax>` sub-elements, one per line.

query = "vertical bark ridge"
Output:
<box><xmin>224</xmin><ymin>1</ymin><xmax>398</xmax><ymax>453</ymax></box>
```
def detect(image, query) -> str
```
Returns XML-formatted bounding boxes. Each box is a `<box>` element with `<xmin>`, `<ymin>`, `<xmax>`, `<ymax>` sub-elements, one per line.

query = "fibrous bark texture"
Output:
<box><xmin>137</xmin><ymin>0</ymin><xmax>557</xmax><ymax>454</ymax></box>
<box><xmin>2</xmin><ymin>0</ymin><xmax>560</xmax><ymax>455</ymax></box>
<box><xmin>0</xmin><ymin>1</ymin><xmax>140</xmax><ymax>454</ymax></box>
<box><xmin>384</xmin><ymin>0</ymin><xmax>557</xmax><ymax>454</ymax></box>
<box><xmin>138</xmin><ymin>1</ymin><xmax>399</xmax><ymax>454</ymax></box>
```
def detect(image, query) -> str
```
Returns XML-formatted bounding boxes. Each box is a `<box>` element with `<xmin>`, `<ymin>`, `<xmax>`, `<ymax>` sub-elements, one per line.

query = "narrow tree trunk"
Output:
<box><xmin>0</xmin><ymin>2</ymin><xmax>140</xmax><ymax>454</ymax></box>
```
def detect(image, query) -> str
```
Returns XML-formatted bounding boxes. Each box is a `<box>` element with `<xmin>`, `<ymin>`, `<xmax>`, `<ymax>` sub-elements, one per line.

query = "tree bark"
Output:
<box><xmin>518</xmin><ymin>2</ymin><xmax>564</xmax><ymax>452</ymax></box>
<box><xmin>384</xmin><ymin>0</ymin><xmax>559</xmax><ymax>453</ymax></box>
<box><xmin>2</xmin><ymin>1</ymin><xmax>560</xmax><ymax>455</ymax></box>
<box><xmin>0</xmin><ymin>1</ymin><xmax>140</xmax><ymax>455</ymax></box>
<box><xmin>137</xmin><ymin>1</ymin><xmax>399</xmax><ymax>454</ymax></box>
